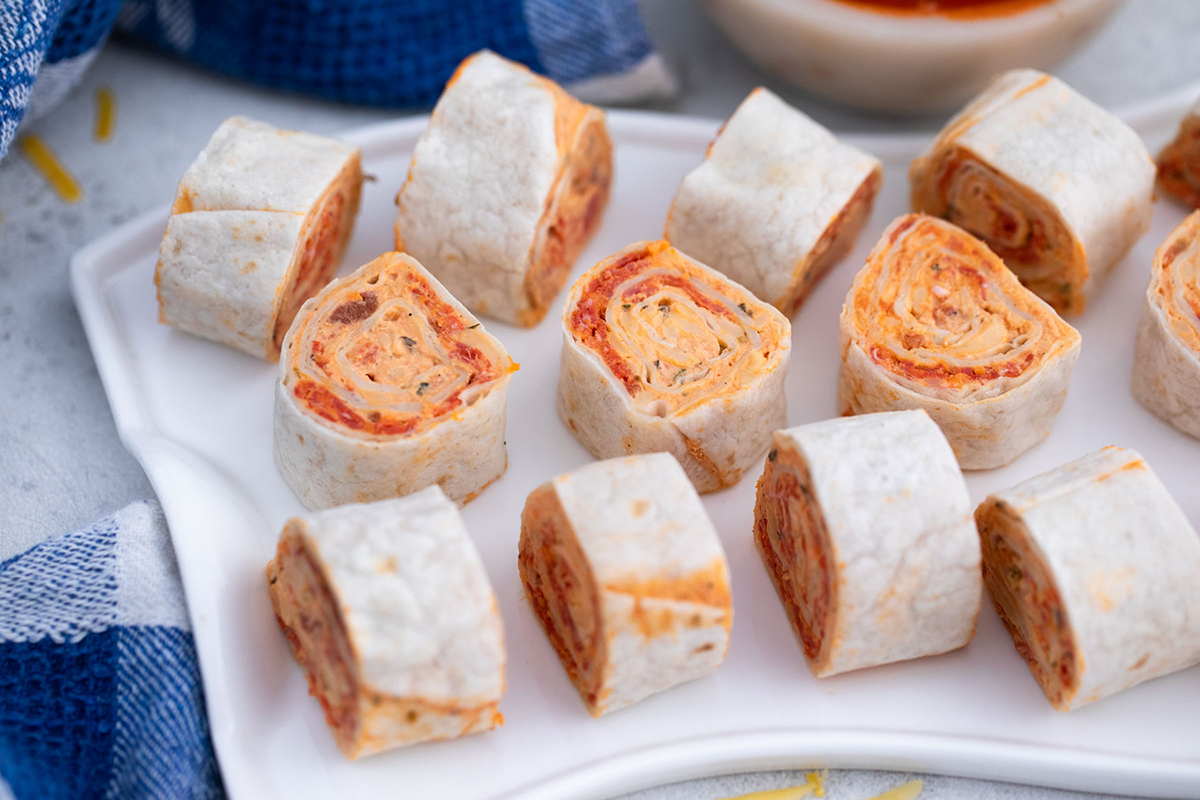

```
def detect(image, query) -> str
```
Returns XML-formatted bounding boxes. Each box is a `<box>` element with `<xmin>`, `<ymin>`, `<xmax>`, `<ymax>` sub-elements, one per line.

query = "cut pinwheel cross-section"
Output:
<box><xmin>754</xmin><ymin>410</ymin><xmax>981</xmax><ymax>678</ymax></box>
<box><xmin>155</xmin><ymin>116</ymin><xmax>363</xmax><ymax>361</ymax></box>
<box><xmin>274</xmin><ymin>251</ymin><xmax>517</xmax><ymax>510</ymax></box>
<box><xmin>839</xmin><ymin>214</ymin><xmax>1081</xmax><ymax>470</ymax></box>
<box><xmin>558</xmin><ymin>240</ymin><xmax>790</xmax><ymax>492</ymax></box>
<box><xmin>1157</xmin><ymin>99</ymin><xmax>1200</xmax><ymax>209</ymax></box>
<box><xmin>665</xmin><ymin>87</ymin><xmax>882</xmax><ymax>317</ymax></box>
<box><xmin>975</xmin><ymin>446</ymin><xmax>1200</xmax><ymax>711</ymax></box>
<box><xmin>1132</xmin><ymin>211</ymin><xmax>1200</xmax><ymax>438</ymax></box>
<box><xmin>266</xmin><ymin>487</ymin><xmax>506</xmax><ymax>758</ymax></box>
<box><xmin>394</xmin><ymin>50</ymin><xmax>612</xmax><ymax>327</ymax></box>
<box><xmin>518</xmin><ymin>453</ymin><xmax>732</xmax><ymax>717</ymax></box>
<box><xmin>910</xmin><ymin>69</ymin><xmax>1154</xmax><ymax>316</ymax></box>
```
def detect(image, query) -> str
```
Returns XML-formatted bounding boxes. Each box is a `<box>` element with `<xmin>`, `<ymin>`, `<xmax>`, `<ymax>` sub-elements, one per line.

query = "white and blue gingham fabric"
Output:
<box><xmin>0</xmin><ymin>502</ymin><xmax>224</xmax><ymax>799</ymax></box>
<box><xmin>0</xmin><ymin>0</ymin><xmax>124</xmax><ymax>159</ymax></box>
<box><xmin>1</xmin><ymin>0</ymin><xmax>675</xmax><ymax>160</ymax></box>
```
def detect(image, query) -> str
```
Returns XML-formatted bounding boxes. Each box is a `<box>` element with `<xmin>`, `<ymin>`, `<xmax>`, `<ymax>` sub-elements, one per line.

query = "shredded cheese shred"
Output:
<box><xmin>94</xmin><ymin>87</ymin><xmax>116</xmax><ymax>142</ymax></box>
<box><xmin>865</xmin><ymin>780</ymin><xmax>924</xmax><ymax>800</ymax></box>
<box><xmin>724</xmin><ymin>771</ymin><xmax>827</xmax><ymax>800</ymax></box>
<box><xmin>725</xmin><ymin>774</ymin><xmax>922</xmax><ymax>800</ymax></box>
<box><xmin>19</xmin><ymin>135</ymin><xmax>82</xmax><ymax>203</ymax></box>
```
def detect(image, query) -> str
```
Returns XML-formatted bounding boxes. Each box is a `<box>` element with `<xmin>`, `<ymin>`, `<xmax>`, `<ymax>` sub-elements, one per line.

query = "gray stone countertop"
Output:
<box><xmin>2</xmin><ymin>1</ymin><xmax>1194</xmax><ymax>797</ymax></box>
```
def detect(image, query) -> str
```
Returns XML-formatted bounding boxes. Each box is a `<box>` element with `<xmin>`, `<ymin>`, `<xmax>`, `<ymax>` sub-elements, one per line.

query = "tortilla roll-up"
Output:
<box><xmin>1156</xmin><ymin>100</ymin><xmax>1200</xmax><ymax>208</ymax></box>
<box><xmin>156</xmin><ymin>116</ymin><xmax>362</xmax><ymax>360</ymax></box>
<box><xmin>976</xmin><ymin>446</ymin><xmax>1200</xmax><ymax>712</ymax></box>
<box><xmin>755</xmin><ymin>410</ymin><xmax>981</xmax><ymax>678</ymax></box>
<box><xmin>266</xmin><ymin>487</ymin><xmax>506</xmax><ymax>758</ymax></box>
<box><xmin>1132</xmin><ymin>212</ymin><xmax>1200</xmax><ymax>438</ymax></box>
<box><xmin>518</xmin><ymin>453</ymin><xmax>732</xmax><ymax>716</ymax></box>
<box><xmin>910</xmin><ymin>69</ymin><xmax>1154</xmax><ymax>316</ymax></box>
<box><xmin>274</xmin><ymin>252</ymin><xmax>517</xmax><ymax>510</ymax></box>
<box><xmin>665</xmin><ymin>87</ymin><xmax>882</xmax><ymax>316</ymax></box>
<box><xmin>558</xmin><ymin>240</ymin><xmax>790</xmax><ymax>493</ymax></box>
<box><xmin>839</xmin><ymin>214</ymin><xmax>1081</xmax><ymax>470</ymax></box>
<box><xmin>394</xmin><ymin>50</ymin><xmax>612</xmax><ymax>327</ymax></box>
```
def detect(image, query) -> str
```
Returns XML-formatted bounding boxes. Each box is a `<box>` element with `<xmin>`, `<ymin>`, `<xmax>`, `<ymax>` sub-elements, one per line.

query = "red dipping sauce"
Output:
<box><xmin>826</xmin><ymin>0</ymin><xmax>1056</xmax><ymax>18</ymax></box>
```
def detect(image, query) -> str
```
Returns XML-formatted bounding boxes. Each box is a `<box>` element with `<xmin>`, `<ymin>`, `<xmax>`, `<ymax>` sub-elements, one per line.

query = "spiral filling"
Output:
<box><xmin>518</xmin><ymin>489</ymin><xmax>605</xmax><ymax>707</ymax></box>
<box><xmin>755</xmin><ymin>447</ymin><xmax>835</xmax><ymax>663</ymax></box>
<box><xmin>978</xmin><ymin>505</ymin><xmax>1078</xmax><ymax>708</ymax></box>
<box><xmin>272</xmin><ymin>189</ymin><xmax>350</xmax><ymax>350</ymax></box>
<box><xmin>268</xmin><ymin>533</ymin><xmax>361</xmax><ymax>748</ymax></box>
<box><xmin>569</xmin><ymin>242</ymin><xmax>783</xmax><ymax>416</ymax></box>
<box><xmin>1152</xmin><ymin>226</ymin><xmax>1200</xmax><ymax>352</ymax></box>
<box><xmin>1157</xmin><ymin>118</ymin><xmax>1200</xmax><ymax>209</ymax></box>
<box><xmin>848</xmin><ymin>215</ymin><xmax>1067</xmax><ymax>402</ymax></box>
<box><xmin>526</xmin><ymin>115</ymin><xmax>612</xmax><ymax>323</ymax></box>
<box><xmin>933</xmin><ymin>150</ymin><xmax>1082</xmax><ymax>311</ymax></box>
<box><xmin>286</xmin><ymin>258</ymin><xmax>514</xmax><ymax>437</ymax></box>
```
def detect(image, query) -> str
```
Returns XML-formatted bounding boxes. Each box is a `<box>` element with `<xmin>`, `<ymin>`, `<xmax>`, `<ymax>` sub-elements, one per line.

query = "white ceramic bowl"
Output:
<box><xmin>702</xmin><ymin>0</ymin><xmax>1125</xmax><ymax>114</ymax></box>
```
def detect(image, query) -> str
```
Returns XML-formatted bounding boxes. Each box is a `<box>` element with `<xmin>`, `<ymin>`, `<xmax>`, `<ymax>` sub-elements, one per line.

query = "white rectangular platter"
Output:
<box><xmin>72</xmin><ymin>105</ymin><xmax>1200</xmax><ymax>800</ymax></box>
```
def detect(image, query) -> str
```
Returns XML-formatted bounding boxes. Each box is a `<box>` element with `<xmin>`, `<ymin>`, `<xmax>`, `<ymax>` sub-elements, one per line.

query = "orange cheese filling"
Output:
<box><xmin>923</xmin><ymin>148</ymin><xmax>1084</xmax><ymax>314</ymax></box>
<box><xmin>1157</xmin><ymin>117</ymin><xmax>1200</xmax><ymax>210</ymax></box>
<box><xmin>267</xmin><ymin>533</ymin><xmax>362</xmax><ymax>751</ymax></box>
<box><xmin>268</xmin><ymin>530</ymin><xmax>504</xmax><ymax>758</ymax></box>
<box><xmin>518</xmin><ymin>487</ymin><xmax>605</xmax><ymax>710</ymax></box>
<box><xmin>847</xmin><ymin>215</ymin><xmax>1076</xmax><ymax>400</ymax></box>
<box><xmin>436</xmin><ymin>54</ymin><xmax>612</xmax><ymax>328</ymax></box>
<box><xmin>272</xmin><ymin>189</ymin><xmax>350</xmax><ymax>351</ymax></box>
<box><xmin>785</xmin><ymin>169</ymin><xmax>882</xmax><ymax>316</ymax></box>
<box><xmin>1150</xmin><ymin>215</ymin><xmax>1200</xmax><ymax>353</ymax></box>
<box><xmin>519</xmin><ymin>487</ymin><xmax>732</xmax><ymax>713</ymax></box>
<box><xmin>977</xmin><ymin>502</ymin><xmax>1079</xmax><ymax>709</ymax></box>
<box><xmin>524</xmin><ymin>103</ymin><xmax>612</xmax><ymax>326</ymax></box>
<box><xmin>754</xmin><ymin>447</ymin><xmax>835</xmax><ymax>663</ymax></box>
<box><xmin>568</xmin><ymin>241</ymin><xmax>787</xmax><ymax>416</ymax></box>
<box><xmin>286</xmin><ymin>254</ymin><xmax>515</xmax><ymax>437</ymax></box>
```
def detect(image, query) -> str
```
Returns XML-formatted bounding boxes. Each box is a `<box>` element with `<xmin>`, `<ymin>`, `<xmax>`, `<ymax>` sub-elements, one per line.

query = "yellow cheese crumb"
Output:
<box><xmin>19</xmin><ymin>135</ymin><xmax>82</xmax><ymax>203</ymax></box>
<box><xmin>95</xmin><ymin>87</ymin><xmax>117</xmax><ymax>142</ymax></box>
<box><xmin>723</xmin><ymin>772</ymin><xmax>826</xmax><ymax>800</ymax></box>
<box><xmin>807</xmin><ymin>770</ymin><xmax>827</xmax><ymax>797</ymax></box>
<box><xmin>864</xmin><ymin>779</ymin><xmax>923</xmax><ymax>800</ymax></box>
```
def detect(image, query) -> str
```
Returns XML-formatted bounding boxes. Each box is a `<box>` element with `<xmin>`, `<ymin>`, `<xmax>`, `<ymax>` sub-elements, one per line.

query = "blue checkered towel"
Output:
<box><xmin>0</xmin><ymin>0</ymin><xmax>674</xmax><ymax>159</ymax></box>
<box><xmin>0</xmin><ymin>502</ymin><xmax>224</xmax><ymax>800</ymax></box>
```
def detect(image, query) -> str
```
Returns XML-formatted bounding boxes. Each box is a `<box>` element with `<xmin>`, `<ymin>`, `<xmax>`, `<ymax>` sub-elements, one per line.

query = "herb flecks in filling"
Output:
<box><xmin>568</xmin><ymin>242</ymin><xmax>785</xmax><ymax>416</ymax></box>
<box><xmin>289</xmin><ymin>258</ymin><xmax>513</xmax><ymax>437</ymax></box>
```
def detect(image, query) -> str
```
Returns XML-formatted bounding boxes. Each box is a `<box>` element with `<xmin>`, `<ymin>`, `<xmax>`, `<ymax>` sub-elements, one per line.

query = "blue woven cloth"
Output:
<box><xmin>0</xmin><ymin>502</ymin><xmax>224</xmax><ymax>800</ymax></box>
<box><xmin>0</xmin><ymin>0</ymin><xmax>124</xmax><ymax>159</ymax></box>
<box><xmin>0</xmin><ymin>0</ymin><xmax>672</xmax><ymax>159</ymax></box>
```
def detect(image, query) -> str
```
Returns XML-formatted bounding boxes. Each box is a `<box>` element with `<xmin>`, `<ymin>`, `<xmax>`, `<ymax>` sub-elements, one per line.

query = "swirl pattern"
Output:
<box><xmin>568</xmin><ymin>241</ymin><xmax>783</xmax><ymax>416</ymax></box>
<box><xmin>275</xmin><ymin>252</ymin><xmax>515</xmax><ymax>509</ymax></box>
<box><xmin>1157</xmin><ymin>107</ymin><xmax>1200</xmax><ymax>210</ymax></box>
<box><xmin>559</xmin><ymin>240</ymin><xmax>789</xmax><ymax>492</ymax></box>
<box><xmin>975</xmin><ymin>446</ymin><xmax>1200</xmax><ymax>711</ymax></box>
<box><xmin>910</xmin><ymin>69</ymin><xmax>1155</xmax><ymax>317</ymax></box>
<box><xmin>1150</xmin><ymin>218</ymin><xmax>1200</xmax><ymax>352</ymax></box>
<box><xmin>840</xmin><ymin>215</ymin><xmax>1080</xmax><ymax>469</ymax></box>
<box><xmin>914</xmin><ymin>148</ymin><xmax>1081</xmax><ymax>314</ymax></box>
<box><xmin>754</xmin><ymin>412</ymin><xmax>980</xmax><ymax>678</ymax></box>
<box><xmin>1132</xmin><ymin>212</ymin><xmax>1200</xmax><ymax>439</ymax></box>
<box><xmin>285</xmin><ymin>255</ymin><xmax>514</xmax><ymax>438</ymax></box>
